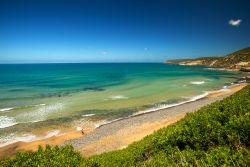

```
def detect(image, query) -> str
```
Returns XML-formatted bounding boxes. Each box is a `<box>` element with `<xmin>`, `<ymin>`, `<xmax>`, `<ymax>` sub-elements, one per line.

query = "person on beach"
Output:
<box><xmin>81</xmin><ymin>129</ymin><xmax>84</xmax><ymax>135</ymax></box>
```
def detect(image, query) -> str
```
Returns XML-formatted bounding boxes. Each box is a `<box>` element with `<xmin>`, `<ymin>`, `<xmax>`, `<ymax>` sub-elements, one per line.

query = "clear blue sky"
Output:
<box><xmin>0</xmin><ymin>0</ymin><xmax>250</xmax><ymax>63</ymax></box>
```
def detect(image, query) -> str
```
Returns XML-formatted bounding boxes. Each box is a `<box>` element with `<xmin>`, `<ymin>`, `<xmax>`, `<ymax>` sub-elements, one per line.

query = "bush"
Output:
<box><xmin>0</xmin><ymin>145</ymin><xmax>84</xmax><ymax>167</ymax></box>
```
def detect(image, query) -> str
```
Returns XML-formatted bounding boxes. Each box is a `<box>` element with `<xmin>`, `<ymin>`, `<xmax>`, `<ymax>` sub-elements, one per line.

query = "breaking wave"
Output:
<box><xmin>0</xmin><ymin>130</ymin><xmax>60</xmax><ymax>148</ymax></box>
<box><xmin>190</xmin><ymin>81</ymin><xmax>205</xmax><ymax>85</ymax></box>
<box><xmin>0</xmin><ymin>116</ymin><xmax>17</xmax><ymax>129</ymax></box>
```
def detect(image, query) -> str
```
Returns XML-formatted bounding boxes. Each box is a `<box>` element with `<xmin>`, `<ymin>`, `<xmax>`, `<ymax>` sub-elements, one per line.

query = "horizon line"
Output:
<box><xmin>0</xmin><ymin>61</ymin><xmax>165</xmax><ymax>65</ymax></box>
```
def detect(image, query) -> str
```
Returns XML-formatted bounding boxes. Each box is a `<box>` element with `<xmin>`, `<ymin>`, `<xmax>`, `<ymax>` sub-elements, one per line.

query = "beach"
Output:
<box><xmin>0</xmin><ymin>128</ymin><xmax>93</xmax><ymax>159</ymax></box>
<box><xmin>0</xmin><ymin>83</ymin><xmax>247</xmax><ymax>158</ymax></box>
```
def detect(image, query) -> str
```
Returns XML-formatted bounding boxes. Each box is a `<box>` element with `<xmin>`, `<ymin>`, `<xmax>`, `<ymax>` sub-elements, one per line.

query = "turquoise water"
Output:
<box><xmin>0</xmin><ymin>63</ymin><xmax>239</xmax><ymax>145</ymax></box>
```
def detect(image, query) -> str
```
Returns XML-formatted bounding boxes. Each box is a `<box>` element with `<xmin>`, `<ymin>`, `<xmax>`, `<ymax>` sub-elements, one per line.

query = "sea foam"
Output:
<box><xmin>109</xmin><ymin>95</ymin><xmax>128</xmax><ymax>100</ymax></box>
<box><xmin>0</xmin><ymin>130</ymin><xmax>60</xmax><ymax>148</ymax></box>
<box><xmin>190</xmin><ymin>81</ymin><xmax>205</xmax><ymax>85</ymax></box>
<box><xmin>34</xmin><ymin>103</ymin><xmax>46</xmax><ymax>107</ymax></box>
<box><xmin>0</xmin><ymin>104</ymin><xmax>46</xmax><ymax>113</ymax></box>
<box><xmin>82</xmin><ymin>113</ymin><xmax>95</xmax><ymax>117</ymax></box>
<box><xmin>0</xmin><ymin>108</ymin><xmax>14</xmax><ymax>112</ymax></box>
<box><xmin>0</xmin><ymin>116</ymin><xmax>17</xmax><ymax>129</ymax></box>
<box><xmin>17</xmin><ymin>103</ymin><xmax>64</xmax><ymax>123</ymax></box>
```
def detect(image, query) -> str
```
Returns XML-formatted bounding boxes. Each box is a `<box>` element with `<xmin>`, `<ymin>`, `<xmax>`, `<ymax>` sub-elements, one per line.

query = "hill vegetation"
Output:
<box><xmin>1</xmin><ymin>85</ymin><xmax>249</xmax><ymax>166</ymax></box>
<box><xmin>166</xmin><ymin>47</ymin><xmax>250</xmax><ymax>71</ymax></box>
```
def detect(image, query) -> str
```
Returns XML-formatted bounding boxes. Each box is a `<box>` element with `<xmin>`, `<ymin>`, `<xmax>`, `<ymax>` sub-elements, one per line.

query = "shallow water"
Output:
<box><xmin>0</xmin><ymin>63</ymin><xmax>239</xmax><ymax>145</ymax></box>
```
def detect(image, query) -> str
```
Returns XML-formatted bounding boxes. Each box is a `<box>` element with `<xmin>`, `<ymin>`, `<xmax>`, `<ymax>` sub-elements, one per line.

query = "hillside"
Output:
<box><xmin>166</xmin><ymin>47</ymin><xmax>250</xmax><ymax>71</ymax></box>
<box><xmin>1</xmin><ymin>85</ymin><xmax>250</xmax><ymax>166</ymax></box>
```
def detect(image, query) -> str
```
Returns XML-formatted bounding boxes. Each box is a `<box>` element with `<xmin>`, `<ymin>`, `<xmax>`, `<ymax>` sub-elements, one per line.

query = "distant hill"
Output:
<box><xmin>166</xmin><ymin>47</ymin><xmax>250</xmax><ymax>71</ymax></box>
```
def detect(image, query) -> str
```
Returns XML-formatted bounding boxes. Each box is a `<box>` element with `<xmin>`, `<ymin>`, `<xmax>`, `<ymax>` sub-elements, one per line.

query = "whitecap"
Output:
<box><xmin>0</xmin><ymin>134</ymin><xmax>37</xmax><ymax>147</ymax></box>
<box><xmin>15</xmin><ymin>134</ymin><xmax>37</xmax><ymax>142</ymax></box>
<box><xmin>82</xmin><ymin>113</ymin><xmax>95</xmax><ymax>117</ymax></box>
<box><xmin>0</xmin><ymin>130</ymin><xmax>60</xmax><ymax>147</ymax></box>
<box><xmin>189</xmin><ymin>92</ymin><xmax>209</xmax><ymax>101</ymax></box>
<box><xmin>0</xmin><ymin>116</ymin><xmax>17</xmax><ymax>128</ymax></box>
<box><xmin>45</xmin><ymin>130</ymin><xmax>60</xmax><ymax>138</ymax></box>
<box><xmin>109</xmin><ymin>95</ymin><xmax>128</xmax><ymax>100</ymax></box>
<box><xmin>17</xmin><ymin>103</ymin><xmax>64</xmax><ymax>123</ymax></box>
<box><xmin>223</xmin><ymin>85</ymin><xmax>228</xmax><ymax>89</ymax></box>
<box><xmin>190</xmin><ymin>81</ymin><xmax>205</xmax><ymax>85</ymax></box>
<box><xmin>34</xmin><ymin>103</ymin><xmax>46</xmax><ymax>107</ymax></box>
<box><xmin>0</xmin><ymin>108</ymin><xmax>14</xmax><ymax>112</ymax></box>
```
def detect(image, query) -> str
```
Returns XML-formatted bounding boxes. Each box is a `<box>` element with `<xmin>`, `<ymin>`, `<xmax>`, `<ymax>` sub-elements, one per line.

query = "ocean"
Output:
<box><xmin>0</xmin><ymin>63</ymin><xmax>239</xmax><ymax>146</ymax></box>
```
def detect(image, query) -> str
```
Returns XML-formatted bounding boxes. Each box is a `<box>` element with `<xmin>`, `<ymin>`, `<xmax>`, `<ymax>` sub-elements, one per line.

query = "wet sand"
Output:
<box><xmin>0</xmin><ymin>83</ymin><xmax>248</xmax><ymax>158</ymax></box>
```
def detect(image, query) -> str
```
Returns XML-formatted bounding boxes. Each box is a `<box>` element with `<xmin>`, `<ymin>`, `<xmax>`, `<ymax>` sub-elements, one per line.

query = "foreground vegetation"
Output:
<box><xmin>1</xmin><ymin>85</ymin><xmax>250</xmax><ymax>166</ymax></box>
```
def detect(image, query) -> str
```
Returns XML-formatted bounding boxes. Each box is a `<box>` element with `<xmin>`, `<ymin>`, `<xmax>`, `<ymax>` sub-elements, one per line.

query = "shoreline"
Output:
<box><xmin>0</xmin><ymin>83</ymin><xmax>248</xmax><ymax>158</ymax></box>
<box><xmin>0</xmin><ymin>128</ymin><xmax>94</xmax><ymax>159</ymax></box>
<box><xmin>91</xmin><ymin>82</ymin><xmax>247</xmax><ymax>129</ymax></box>
<box><xmin>63</xmin><ymin>83</ymin><xmax>248</xmax><ymax>156</ymax></box>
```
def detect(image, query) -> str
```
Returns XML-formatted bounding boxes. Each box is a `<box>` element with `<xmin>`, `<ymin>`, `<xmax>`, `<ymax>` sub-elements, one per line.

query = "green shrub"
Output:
<box><xmin>0</xmin><ymin>145</ymin><xmax>84</xmax><ymax>167</ymax></box>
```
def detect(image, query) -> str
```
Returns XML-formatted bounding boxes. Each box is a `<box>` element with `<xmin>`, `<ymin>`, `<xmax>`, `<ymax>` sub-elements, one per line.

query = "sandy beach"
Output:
<box><xmin>0</xmin><ymin>128</ymin><xmax>93</xmax><ymax>159</ymax></box>
<box><xmin>0</xmin><ymin>83</ymin><xmax>248</xmax><ymax>159</ymax></box>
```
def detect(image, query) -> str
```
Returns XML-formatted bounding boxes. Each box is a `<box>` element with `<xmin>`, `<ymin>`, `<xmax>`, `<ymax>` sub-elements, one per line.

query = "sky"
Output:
<box><xmin>0</xmin><ymin>0</ymin><xmax>250</xmax><ymax>63</ymax></box>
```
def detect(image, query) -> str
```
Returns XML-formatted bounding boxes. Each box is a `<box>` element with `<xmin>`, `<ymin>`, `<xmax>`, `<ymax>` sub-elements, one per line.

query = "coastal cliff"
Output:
<box><xmin>166</xmin><ymin>47</ymin><xmax>250</xmax><ymax>71</ymax></box>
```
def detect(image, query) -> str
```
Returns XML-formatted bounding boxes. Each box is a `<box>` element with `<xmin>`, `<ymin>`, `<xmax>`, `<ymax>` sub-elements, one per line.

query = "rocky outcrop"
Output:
<box><xmin>166</xmin><ymin>47</ymin><xmax>250</xmax><ymax>71</ymax></box>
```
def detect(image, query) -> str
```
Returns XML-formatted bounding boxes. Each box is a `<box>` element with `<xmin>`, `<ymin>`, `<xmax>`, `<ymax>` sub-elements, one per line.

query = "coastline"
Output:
<box><xmin>0</xmin><ymin>82</ymin><xmax>247</xmax><ymax>158</ymax></box>
<box><xmin>0</xmin><ymin>128</ymin><xmax>94</xmax><ymax>159</ymax></box>
<box><xmin>64</xmin><ymin>83</ymin><xmax>248</xmax><ymax>157</ymax></box>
